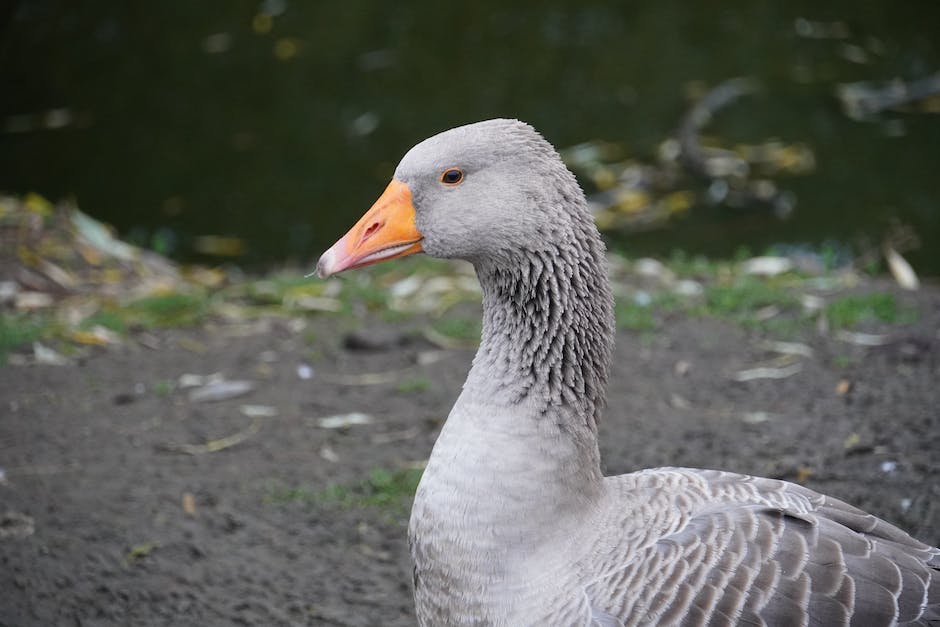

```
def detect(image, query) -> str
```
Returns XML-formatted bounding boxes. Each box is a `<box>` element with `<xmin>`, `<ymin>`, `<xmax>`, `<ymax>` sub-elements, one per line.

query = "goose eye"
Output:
<box><xmin>441</xmin><ymin>168</ymin><xmax>464</xmax><ymax>185</ymax></box>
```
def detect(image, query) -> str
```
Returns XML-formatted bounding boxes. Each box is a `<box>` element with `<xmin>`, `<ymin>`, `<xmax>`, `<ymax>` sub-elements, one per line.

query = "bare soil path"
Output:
<box><xmin>2</xmin><ymin>282</ymin><xmax>938</xmax><ymax>626</ymax></box>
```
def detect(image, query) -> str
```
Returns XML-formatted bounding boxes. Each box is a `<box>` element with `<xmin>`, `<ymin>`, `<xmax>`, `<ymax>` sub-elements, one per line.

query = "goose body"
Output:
<box><xmin>317</xmin><ymin>119</ymin><xmax>939</xmax><ymax>626</ymax></box>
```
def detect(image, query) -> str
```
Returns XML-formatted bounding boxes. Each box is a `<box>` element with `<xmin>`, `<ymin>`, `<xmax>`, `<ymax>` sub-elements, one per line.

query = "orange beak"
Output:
<box><xmin>316</xmin><ymin>179</ymin><xmax>423</xmax><ymax>278</ymax></box>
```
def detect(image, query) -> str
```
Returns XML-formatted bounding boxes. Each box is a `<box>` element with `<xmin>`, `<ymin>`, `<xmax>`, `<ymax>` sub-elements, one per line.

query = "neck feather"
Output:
<box><xmin>466</xmin><ymin>215</ymin><xmax>614</xmax><ymax>431</ymax></box>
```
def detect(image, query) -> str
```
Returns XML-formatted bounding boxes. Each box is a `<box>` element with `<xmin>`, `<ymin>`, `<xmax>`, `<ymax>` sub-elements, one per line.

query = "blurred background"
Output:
<box><xmin>2</xmin><ymin>0</ymin><xmax>939</xmax><ymax>273</ymax></box>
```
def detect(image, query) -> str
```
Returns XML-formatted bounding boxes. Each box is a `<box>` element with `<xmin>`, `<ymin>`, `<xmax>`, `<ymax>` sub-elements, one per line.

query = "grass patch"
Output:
<box><xmin>267</xmin><ymin>485</ymin><xmax>317</xmax><ymax>504</ymax></box>
<box><xmin>748</xmin><ymin>316</ymin><xmax>808</xmax><ymax>339</ymax></box>
<box><xmin>125</xmin><ymin>542</ymin><xmax>158</xmax><ymax>566</ymax></box>
<box><xmin>242</xmin><ymin>274</ymin><xmax>327</xmax><ymax>306</ymax></box>
<box><xmin>616</xmin><ymin>290</ymin><xmax>686</xmax><ymax>331</ymax></box>
<box><xmin>152</xmin><ymin>380</ymin><xmax>174</xmax><ymax>395</ymax></box>
<box><xmin>121</xmin><ymin>292</ymin><xmax>210</xmax><ymax>328</ymax></box>
<box><xmin>703</xmin><ymin>279</ymin><xmax>797</xmax><ymax>318</ymax></box>
<box><xmin>340</xmin><ymin>279</ymin><xmax>388</xmax><ymax>312</ymax></box>
<box><xmin>615</xmin><ymin>302</ymin><xmax>656</xmax><ymax>331</ymax></box>
<box><xmin>667</xmin><ymin>250</ymin><xmax>727</xmax><ymax>279</ymax></box>
<box><xmin>0</xmin><ymin>313</ymin><xmax>51</xmax><ymax>363</ymax></box>
<box><xmin>79</xmin><ymin>310</ymin><xmax>127</xmax><ymax>334</ymax></box>
<box><xmin>832</xmin><ymin>355</ymin><xmax>854</xmax><ymax>369</ymax></box>
<box><xmin>432</xmin><ymin>316</ymin><xmax>481</xmax><ymax>341</ymax></box>
<box><xmin>824</xmin><ymin>293</ymin><xmax>913</xmax><ymax>329</ymax></box>
<box><xmin>268</xmin><ymin>467</ymin><xmax>424</xmax><ymax>513</ymax></box>
<box><xmin>397</xmin><ymin>377</ymin><xmax>431</xmax><ymax>393</ymax></box>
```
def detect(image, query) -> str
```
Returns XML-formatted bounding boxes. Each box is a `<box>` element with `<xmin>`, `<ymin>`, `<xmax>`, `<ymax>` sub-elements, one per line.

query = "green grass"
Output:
<box><xmin>615</xmin><ymin>291</ymin><xmax>689</xmax><ymax>334</ymax></box>
<box><xmin>268</xmin><ymin>467</ymin><xmax>424</xmax><ymax>513</ymax></box>
<box><xmin>267</xmin><ymin>485</ymin><xmax>318</xmax><ymax>504</ymax></box>
<box><xmin>125</xmin><ymin>542</ymin><xmax>158</xmax><ymax>565</ymax></box>
<box><xmin>152</xmin><ymin>380</ymin><xmax>174</xmax><ymax>395</ymax></box>
<box><xmin>702</xmin><ymin>279</ymin><xmax>797</xmax><ymax>318</ymax></box>
<box><xmin>340</xmin><ymin>279</ymin><xmax>389</xmax><ymax>312</ymax></box>
<box><xmin>832</xmin><ymin>355</ymin><xmax>854</xmax><ymax>369</ymax></box>
<box><xmin>666</xmin><ymin>250</ymin><xmax>726</xmax><ymax>279</ymax></box>
<box><xmin>615</xmin><ymin>302</ymin><xmax>656</xmax><ymax>331</ymax></box>
<box><xmin>77</xmin><ymin>296</ymin><xmax>209</xmax><ymax>337</ymax></box>
<box><xmin>79</xmin><ymin>310</ymin><xmax>127</xmax><ymax>333</ymax></box>
<box><xmin>432</xmin><ymin>316</ymin><xmax>481</xmax><ymax>341</ymax></box>
<box><xmin>0</xmin><ymin>313</ymin><xmax>51</xmax><ymax>363</ymax></box>
<box><xmin>243</xmin><ymin>274</ymin><xmax>325</xmax><ymax>306</ymax></box>
<box><xmin>749</xmin><ymin>316</ymin><xmax>808</xmax><ymax>339</ymax></box>
<box><xmin>397</xmin><ymin>376</ymin><xmax>431</xmax><ymax>393</ymax></box>
<box><xmin>824</xmin><ymin>293</ymin><xmax>913</xmax><ymax>329</ymax></box>
<box><xmin>121</xmin><ymin>292</ymin><xmax>210</xmax><ymax>328</ymax></box>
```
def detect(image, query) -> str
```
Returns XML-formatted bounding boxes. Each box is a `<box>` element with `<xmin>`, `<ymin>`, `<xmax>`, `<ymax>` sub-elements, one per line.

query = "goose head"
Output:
<box><xmin>316</xmin><ymin>119</ymin><xmax>583</xmax><ymax>277</ymax></box>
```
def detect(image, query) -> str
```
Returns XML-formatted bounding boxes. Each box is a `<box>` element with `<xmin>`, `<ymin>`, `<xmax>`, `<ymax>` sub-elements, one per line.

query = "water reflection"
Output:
<box><xmin>1</xmin><ymin>1</ymin><xmax>938</xmax><ymax>272</ymax></box>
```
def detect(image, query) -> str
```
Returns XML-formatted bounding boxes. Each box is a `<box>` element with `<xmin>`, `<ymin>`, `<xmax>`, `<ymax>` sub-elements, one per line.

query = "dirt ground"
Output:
<box><xmin>2</xmin><ymin>281</ymin><xmax>939</xmax><ymax>626</ymax></box>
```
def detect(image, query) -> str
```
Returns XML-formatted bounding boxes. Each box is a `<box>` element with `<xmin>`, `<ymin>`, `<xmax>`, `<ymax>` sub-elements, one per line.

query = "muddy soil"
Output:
<box><xmin>2</xmin><ymin>282</ymin><xmax>939</xmax><ymax>626</ymax></box>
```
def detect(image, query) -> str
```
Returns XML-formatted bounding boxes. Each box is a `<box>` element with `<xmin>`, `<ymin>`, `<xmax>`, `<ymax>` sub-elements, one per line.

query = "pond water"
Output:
<box><xmin>2</xmin><ymin>1</ymin><xmax>939</xmax><ymax>273</ymax></box>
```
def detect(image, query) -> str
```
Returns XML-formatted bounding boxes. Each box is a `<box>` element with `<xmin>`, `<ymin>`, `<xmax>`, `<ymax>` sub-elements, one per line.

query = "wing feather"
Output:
<box><xmin>585</xmin><ymin>470</ymin><xmax>940</xmax><ymax>626</ymax></box>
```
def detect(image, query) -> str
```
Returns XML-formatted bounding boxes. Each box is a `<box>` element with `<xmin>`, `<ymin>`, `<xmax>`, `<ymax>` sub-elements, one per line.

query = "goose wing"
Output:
<box><xmin>586</xmin><ymin>471</ymin><xmax>940</xmax><ymax>626</ymax></box>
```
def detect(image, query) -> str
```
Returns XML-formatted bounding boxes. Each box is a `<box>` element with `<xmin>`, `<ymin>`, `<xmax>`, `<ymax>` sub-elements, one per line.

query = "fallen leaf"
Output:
<box><xmin>740</xmin><ymin>411</ymin><xmax>775</xmax><ymax>424</ymax></box>
<box><xmin>321</xmin><ymin>371</ymin><xmax>400</xmax><ymax>386</ymax></box>
<box><xmin>15</xmin><ymin>291</ymin><xmax>54</xmax><ymax>310</ymax></box>
<box><xmin>70</xmin><ymin>325</ymin><xmax>122</xmax><ymax>346</ymax></box>
<box><xmin>673</xmin><ymin>360</ymin><xmax>692</xmax><ymax>376</ymax></box>
<box><xmin>176</xmin><ymin>337</ymin><xmax>207</xmax><ymax>354</ymax></box>
<box><xmin>669</xmin><ymin>393</ymin><xmax>691</xmax><ymax>410</ymax></box>
<box><xmin>884</xmin><ymin>247</ymin><xmax>919</xmax><ymax>290</ymax></box>
<box><xmin>843</xmin><ymin>432</ymin><xmax>861</xmax><ymax>450</ymax></box>
<box><xmin>178</xmin><ymin>373</ymin><xmax>209</xmax><ymax>388</ymax></box>
<box><xmin>741</xmin><ymin>256</ymin><xmax>793</xmax><ymax>276</ymax></box>
<box><xmin>320</xmin><ymin>445</ymin><xmax>340</xmax><ymax>463</ymax></box>
<box><xmin>795</xmin><ymin>466</ymin><xmax>813</xmax><ymax>483</ymax></box>
<box><xmin>126</xmin><ymin>542</ymin><xmax>158</xmax><ymax>564</ymax></box>
<box><xmin>673</xmin><ymin>279</ymin><xmax>703</xmax><ymax>297</ymax></box>
<box><xmin>239</xmin><ymin>404</ymin><xmax>278</xmax><ymax>417</ymax></box>
<box><xmin>0</xmin><ymin>281</ymin><xmax>18</xmax><ymax>304</ymax></box>
<box><xmin>288</xmin><ymin>295</ymin><xmax>342</xmax><ymax>312</ymax></box>
<box><xmin>158</xmin><ymin>417</ymin><xmax>262</xmax><ymax>455</ymax></box>
<box><xmin>317</xmin><ymin>413</ymin><xmax>373</xmax><ymax>429</ymax></box>
<box><xmin>835</xmin><ymin>330</ymin><xmax>890</xmax><ymax>346</ymax></box>
<box><xmin>759</xmin><ymin>340</ymin><xmax>814</xmax><ymax>358</ymax></box>
<box><xmin>188</xmin><ymin>380</ymin><xmax>255</xmax><ymax>403</ymax></box>
<box><xmin>33</xmin><ymin>342</ymin><xmax>69</xmax><ymax>366</ymax></box>
<box><xmin>181</xmin><ymin>492</ymin><xmax>197</xmax><ymax>515</ymax></box>
<box><xmin>800</xmin><ymin>294</ymin><xmax>824</xmax><ymax>312</ymax></box>
<box><xmin>731</xmin><ymin>363</ymin><xmax>802</xmax><ymax>382</ymax></box>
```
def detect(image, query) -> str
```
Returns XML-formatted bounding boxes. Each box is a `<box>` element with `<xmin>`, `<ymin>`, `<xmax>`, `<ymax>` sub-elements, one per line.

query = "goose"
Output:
<box><xmin>316</xmin><ymin>119</ymin><xmax>939</xmax><ymax>626</ymax></box>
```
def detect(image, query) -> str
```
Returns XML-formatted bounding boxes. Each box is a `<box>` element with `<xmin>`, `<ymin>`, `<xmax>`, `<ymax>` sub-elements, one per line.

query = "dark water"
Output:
<box><xmin>2</xmin><ymin>1</ymin><xmax>939</xmax><ymax>273</ymax></box>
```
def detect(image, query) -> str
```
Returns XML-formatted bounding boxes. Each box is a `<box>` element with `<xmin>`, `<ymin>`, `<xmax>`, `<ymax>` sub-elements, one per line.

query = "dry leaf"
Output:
<box><xmin>182</xmin><ymin>492</ymin><xmax>197</xmax><ymax>515</ymax></box>
<box><xmin>884</xmin><ymin>247</ymin><xmax>919</xmax><ymax>290</ymax></box>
